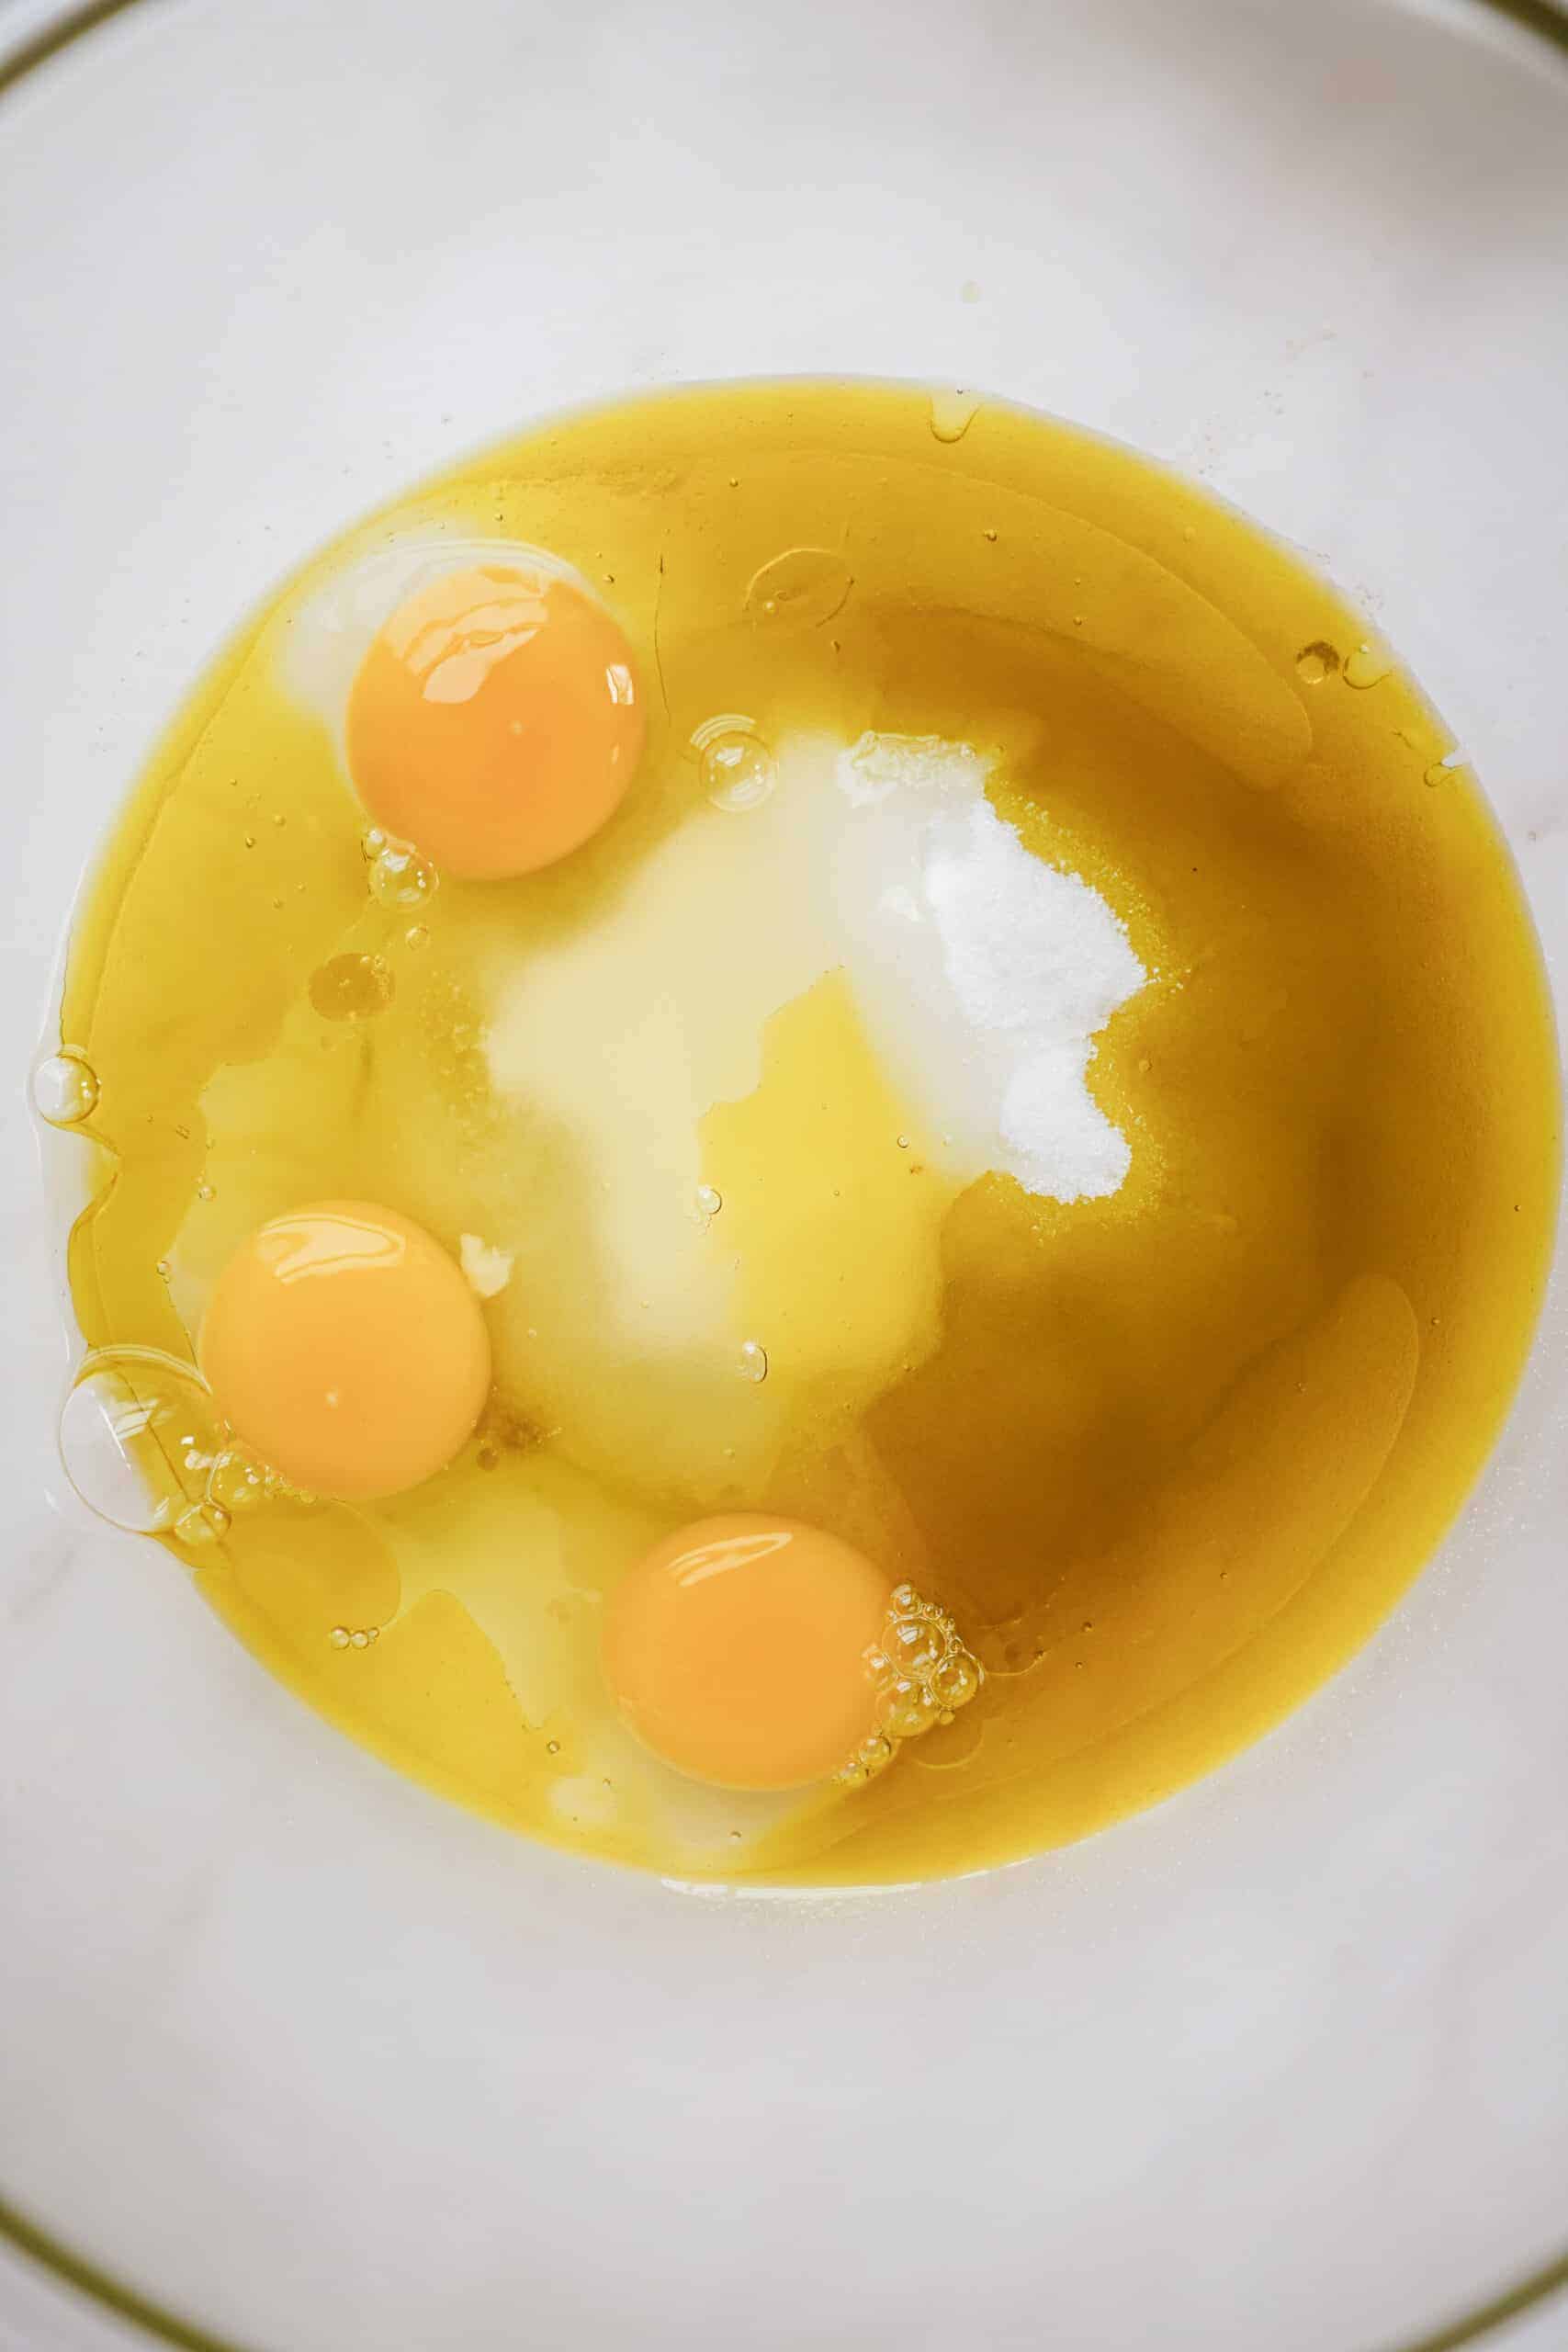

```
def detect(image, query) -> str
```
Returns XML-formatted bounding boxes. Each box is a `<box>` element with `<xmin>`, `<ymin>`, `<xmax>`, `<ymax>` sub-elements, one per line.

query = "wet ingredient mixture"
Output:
<box><xmin>43</xmin><ymin>380</ymin><xmax>1560</xmax><ymax>1885</ymax></box>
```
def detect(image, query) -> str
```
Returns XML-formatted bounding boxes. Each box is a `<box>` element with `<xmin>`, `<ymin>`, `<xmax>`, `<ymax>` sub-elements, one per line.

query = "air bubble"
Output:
<box><xmin>929</xmin><ymin>1651</ymin><xmax>980</xmax><ymax>1713</ymax></box>
<box><xmin>1424</xmin><ymin>751</ymin><xmax>1467</xmax><ymax>787</ymax></box>
<box><xmin>929</xmin><ymin>388</ymin><xmax>980</xmax><ymax>443</ymax></box>
<box><xmin>310</xmin><ymin>951</ymin><xmax>395</xmax><ymax>1021</ymax></box>
<box><xmin>207</xmin><ymin>1448</ymin><xmax>266</xmax><ymax>1515</ymax></box>
<box><xmin>888</xmin><ymin>1614</ymin><xmax>946</xmax><ymax>1672</ymax></box>
<box><xmin>697</xmin><ymin>723</ymin><xmax>776</xmax><ymax>814</ymax></box>
<box><xmin>736</xmin><ymin>1340</ymin><xmax>769</xmax><ymax>1383</ymax></box>
<box><xmin>32</xmin><ymin>1051</ymin><xmax>99</xmax><ymax>1126</ymax></box>
<box><xmin>1343</xmin><ymin>641</ymin><xmax>1393</xmax><ymax>690</ymax></box>
<box><xmin>329</xmin><ymin>1627</ymin><xmax>351</xmax><ymax>1648</ymax></box>
<box><xmin>404</xmin><ymin>924</ymin><xmax>430</xmax><ymax>951</ymax></box>
<box><xmin>59</xmin><ymin>1348</ymin><xmax>222</xmax><ymax>1534</ymax></box>
<box><xmin>692</xmin><ymin>1183</ymin><xmax>723</xmax><ymax>1227</ymax></box>
<box><xmin>364</xmin><ymin>830</ymin><xmax>438</xmax><ymax>910</ymax></box>
<box><xmin>174</xmin><ymin>1500</ymin><xmax>231</xmax><ymax>1548</ymax></box>
<box><xmin>744</xmin><ymin>548</ymin><xmax>852</xmax><ymax>631</ymax></box>
<box><xmin>881</xmin><ymin>1679</ymin><xmax>937</xmax><ymax>1740</ymax></box>
<box><xmin>1294</xmin><ymin>640</ymin><xmax>1340</xmax><ymax>685</ymax></box>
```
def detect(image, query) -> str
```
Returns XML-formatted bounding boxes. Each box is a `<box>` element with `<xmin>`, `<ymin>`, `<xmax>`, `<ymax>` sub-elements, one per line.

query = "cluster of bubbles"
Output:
<box><xmin>839</xmin><ymin>1582</ymin><xmax>985</xmax><ymax>1786</ymax></box>
<box><xmin>57</xmin><ymin>1346</ymin><xmax>313</xmax><ymax>1550</ymax></box>
<box><xmin>362</xmin><ymin>827</ymin><xmax>438</xmax><ymax>910</ymax></box>
<box><xmin>1293</xmin><ymin>641</ymin><xmax>1465</xmax><ymax>787</ymax></box>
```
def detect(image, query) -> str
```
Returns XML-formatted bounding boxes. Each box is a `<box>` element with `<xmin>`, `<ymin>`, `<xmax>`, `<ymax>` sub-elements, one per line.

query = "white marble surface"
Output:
<box><xmin>2</xmin><ymin>2</ymin><xmax>1567</xmax><ymax>2350</ymax></box>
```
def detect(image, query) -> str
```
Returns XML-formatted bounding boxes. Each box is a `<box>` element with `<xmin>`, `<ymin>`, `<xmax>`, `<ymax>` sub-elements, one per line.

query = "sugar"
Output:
<box><xmin>833</xmin><ymin>734</ymin><xmax>1146</xmax><ymax>1203</ymax></box>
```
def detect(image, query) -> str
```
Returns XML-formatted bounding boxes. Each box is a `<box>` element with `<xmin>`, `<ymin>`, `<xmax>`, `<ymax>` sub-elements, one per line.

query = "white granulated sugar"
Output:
<box><xmin>832</xmin><ymin>732</ymin><xmax>1146</xmax><ymax>1204</ymax></box>
<box><xmin>923</xmin><ymin>800</ymin><xmax>1145</xmax><ymax>1044</ymax></box>
<box><xmin>1000</xmin><ymin>1043</ymin><xmax>1132</xmax><ymax>1202</ymax></box>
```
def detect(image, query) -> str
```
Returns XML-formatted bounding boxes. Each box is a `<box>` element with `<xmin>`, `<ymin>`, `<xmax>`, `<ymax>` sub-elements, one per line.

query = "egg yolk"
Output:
<box><xmin>602</xmin><ymin>1514</ymin><xmax>895</xmax><ymax>1791</ymax></box>
<box><xmin>344</xmin><ymin>562</ymin><xmax>644</xmax><ymax>880</ymax></box>
<box><xmin>199</xmin><ymin>1201</ymin><xmax>491</xmax><ymax>1501</ymax></box>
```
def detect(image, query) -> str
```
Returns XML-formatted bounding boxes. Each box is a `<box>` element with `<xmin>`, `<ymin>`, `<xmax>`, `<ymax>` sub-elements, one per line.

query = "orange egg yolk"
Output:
<box><xmin>602</xmin><ymin>1513</ymin><xmax>895</xmax><ymax>1791</ymax></box>
<box><xmin>344</xmin><ymin>561</ymin><xmax>644</xmax><ymax>880</ymax></box>
<box><xmin>199</xmin><ymin>1201</ymin><xmax>491</xmax><ymax>1502</ymax></box>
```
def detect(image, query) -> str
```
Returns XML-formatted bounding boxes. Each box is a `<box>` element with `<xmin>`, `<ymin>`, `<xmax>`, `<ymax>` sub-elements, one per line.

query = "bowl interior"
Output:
<box><xmin>0</xmin><ymin>3</ymin><xmax>1565</xmax><ymax>2348</ymax></box>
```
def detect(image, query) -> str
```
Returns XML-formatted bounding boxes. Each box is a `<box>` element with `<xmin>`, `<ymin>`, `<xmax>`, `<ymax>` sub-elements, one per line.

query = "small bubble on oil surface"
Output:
<box><xmin>67</xmin><ymin>1350</ymin><xmax>227</xmax><ymax>1534</ymax></box>
<box><xmin>929</xmin><ymin>387</ymin><xmax>980</xmax><ymax>443</ymax></box>
<box><xmin>888</xmin><ymin>1615</ymin><xmax>945</xmax><ymax>1672</ymax></box>
<box><xmin>174</xmin><ymin>1500</ymin><xmax>231</xmax><ymax>1548</ymax></box>
<box><xmin>365</xmin><ymin>830</ymin><xmax>438</xmax><ymax>910</ymax></box>
<box><xmin>207</xmin><ymin>1447</ymin><xmax>266</xmax><ymax>1515</ymax></box>
<box><xmin>196</xmin><ymin>1182</ymin><xmax>215</xmax><ymax>1202</ymax></box>
<box><xmin>882</xmin><ymin>1679</ymin><xmax>937</xmax><ymax>1739</ymax></box>
<box><xmin>1295</xmin><ymin>640</ymin><xmax>1340</xmax><ymax>685</ymax></box>
<box><xmin>1343</xmin><ymin>641</ymin><xmax>1393</xmax><ymax>690</ymax></box>
<box><xmin>546</xmin><ymin>1739</ymin><xmax>561</xmax><ymax>1756</ymax></box>
<box><xmin>1425</xmin><ymin>752</ymin><xmax>1467</xmax><ymax>787</ymax></box>
<box><xmin>930</xmin><ymin>1651</ymin><xmax>981</xmax><ymax>1711</ymax></box>
<box><xmin>310</xmin><ymin>951</ymin><xmax>395</xmax><ymax>1022</ymax></box>
<box><xmin>32</xmin><ymin>1051</ymin><xmax>98</xmax><ymax>1126</ymax></box>
<box><xmin>744</xmin><ymin>548</ymin><xmax>852</xmax><ymax>630</ymax></box>
<box><xmin>329</xmin><ymin>1627</ymin><xmax>351</xmax><ymax>1648</ymax></box>
<box><xmin>698</xmin><ymin>726</ymin><xmax>776</xmax><ymax>813</ymax></box>
<box><xmin>691</xmin><ymin>1183</ymin><xmax>723</xmax><ymax>1227</ymax></box>
<box><xmin>404</xmin><ymin>923</ymin><xmax>430</xmax><ymax>951</ymax></box>
<box><xmin>736</xmin><ymin>1340</ymin><xmax>769</xmax><ymax>1383</ymax></box>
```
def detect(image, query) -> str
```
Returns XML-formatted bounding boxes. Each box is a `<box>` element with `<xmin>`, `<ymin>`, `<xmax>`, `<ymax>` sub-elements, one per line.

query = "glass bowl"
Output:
<box><xmin>0</xmin><ymin>2</ymin><xmax>1563</xmax><ymax>2346</ymax></box>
